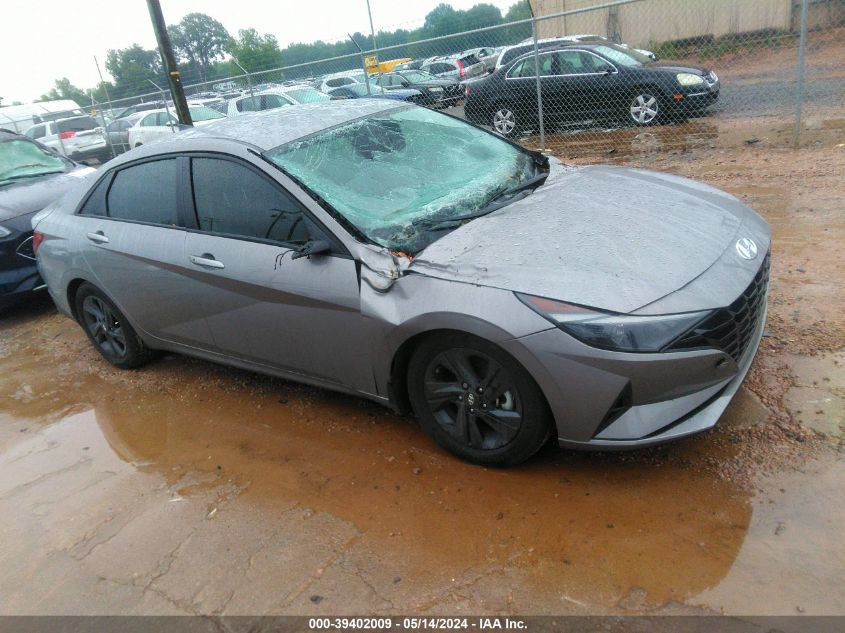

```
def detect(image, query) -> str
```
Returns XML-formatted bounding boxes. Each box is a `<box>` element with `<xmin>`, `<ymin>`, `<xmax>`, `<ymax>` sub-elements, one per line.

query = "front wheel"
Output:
<box><xmin>408</xmin><ymin>333</ymin><xmax>551</xmax><ymax>466</ymax></box>
<box><xmin>628</xmin><ymin>91</ymin><xmax>663</xmax><ymax>126</ymax></box>
<box><xmin>491</xmin><ymin>104</ymin><xmax>521</xmax><ymax>137</ymax></box>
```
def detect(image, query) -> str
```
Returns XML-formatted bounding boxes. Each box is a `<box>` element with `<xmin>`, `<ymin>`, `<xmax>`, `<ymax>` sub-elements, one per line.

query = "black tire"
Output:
<box><xmin>74</xmin><ymin>283</ymin><xmax>155</xmax><ymax>369</ymax></box>
<box><xmin>627</xmin><ymin>89</ymin><xmax>665</xmax><ymax>126</ymax></box>
<box><xmin>490</xmin><ymin>102</ymin><xmax>522</xmax><ymax>138</ymax></box>
<box><xmin>408</xmin><ymin>332</ymin><xmax>552</xmax><ymax>466</ymax></box>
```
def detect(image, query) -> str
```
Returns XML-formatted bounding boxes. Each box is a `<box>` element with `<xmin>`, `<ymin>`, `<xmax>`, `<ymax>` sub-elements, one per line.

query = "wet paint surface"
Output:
<box><xmin>1</xmin><ymin>129</ymin><xmax>844</xmax><ymax>616</ymax></box>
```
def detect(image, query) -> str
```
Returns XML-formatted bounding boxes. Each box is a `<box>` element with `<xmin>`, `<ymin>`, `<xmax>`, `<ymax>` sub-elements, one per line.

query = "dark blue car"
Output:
<box><xmin>0</xmin><ymin>129</ymin><xmax>94</xmax><ymax>309</ymax></box>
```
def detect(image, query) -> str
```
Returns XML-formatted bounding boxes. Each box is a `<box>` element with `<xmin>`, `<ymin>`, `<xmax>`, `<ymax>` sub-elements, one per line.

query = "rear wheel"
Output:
<box><xmin>75</xmin><ymin>283</ymin><xmax>154</xmax><ymax>369</ymax></box>
<box><xmin>408</xmin><ymin>333</ymin><xmax>551</xmax><ymax>466</ymax></box>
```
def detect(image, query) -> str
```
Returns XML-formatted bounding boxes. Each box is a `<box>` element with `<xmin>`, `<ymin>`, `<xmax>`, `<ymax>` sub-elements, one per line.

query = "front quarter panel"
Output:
<box><xmin>362</xmin><ymin>272</ymin><xmax>554</xmax><ymax>399</ymax></box>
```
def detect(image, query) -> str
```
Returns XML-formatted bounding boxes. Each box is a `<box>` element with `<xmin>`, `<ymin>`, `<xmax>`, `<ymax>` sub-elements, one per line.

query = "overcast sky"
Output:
<box><xmin>0</xmin><ymin>0</ymin><xmax>516</xmax><ymax>104</ymax></box>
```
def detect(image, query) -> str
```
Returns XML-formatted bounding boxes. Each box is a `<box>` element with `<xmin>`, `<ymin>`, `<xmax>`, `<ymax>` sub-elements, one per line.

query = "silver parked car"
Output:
<box><xmin>421</xmin><ymin>53</ymin><xmax>486</xmax><ymax>82</ymax></box>
<box><xmin>32</xmin><ymin>101</ymin><xmax>770</xmax><ymax>466</ymax></box>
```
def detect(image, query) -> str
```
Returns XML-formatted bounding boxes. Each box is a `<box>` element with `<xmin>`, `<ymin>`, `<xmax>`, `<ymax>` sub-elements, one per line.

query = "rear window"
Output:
<box><xmin>189</xmin><ymin>106</ymin><xmax>226</xmax><ymax>122</ymax></box>
<box><xmin>56</xmin><ymin>117</ymin><xmax>97</xmax><ymax>133</ymax></box>
<box><xmin>107</xmin><ymin>159</ymin><xmax>180</xmax><ymax>226</ymax></box>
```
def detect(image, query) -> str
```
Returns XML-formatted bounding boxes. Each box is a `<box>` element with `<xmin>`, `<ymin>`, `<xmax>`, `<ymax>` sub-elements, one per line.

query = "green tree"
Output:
<box><xmin>105</xmin><ymin>44</ymin><xmax>163</xmax><ymax>99</ymax></box>
<box><xmin>229</xmin><ymin>28</ymin><xmax>284</xmax><ymax>73</ymax></box>
<box><xmin>168</xmin><ymin>13</ymin><xmax>231</xmax><ymax>82</ymax></box>
<box><xmin>503</xmin><ymin>1</ymin><xmax>533</xmax><ymax>43</ymax></box>
<box><xmin>40</xmin><ymin>78</ymin><xmax>88</xmax><ymax>105</ymax></box>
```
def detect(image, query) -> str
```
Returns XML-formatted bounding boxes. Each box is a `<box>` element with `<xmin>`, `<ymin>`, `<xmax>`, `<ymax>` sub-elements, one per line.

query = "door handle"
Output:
<box><xmin>189</xmin><ymin>254</ymin><xmax>225</xmax><ymax>269</ymax></box>
<box><xmin>86</xmin><ymin>231</ymin><xmax>109</xmax><ymax>244</ymax></box>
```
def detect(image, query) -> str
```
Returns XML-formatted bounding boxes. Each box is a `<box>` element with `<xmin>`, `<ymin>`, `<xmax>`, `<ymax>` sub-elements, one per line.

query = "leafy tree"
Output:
<box><xmin>105</xmin><ymin>44</ymin><xmax>164</xmax><ymax>99</ymax></box>
<box><xmin>229</xmin><ymin>29</ymin><xmax>284</xmax><ymax>73</ymax></box>
<box><xmin>168</xmin><ymin>13</ymin><xmax>231</xmax><ymax>82</ymax></box>
<box><xmin>503</xmin><ymin>1</ymin><xmax>533</xmax><ymax>43</ymax></box>
<box><xmin>40</xmin><ymin>78</ymin><xmax>88</xmax><ymax>105</ymax></box>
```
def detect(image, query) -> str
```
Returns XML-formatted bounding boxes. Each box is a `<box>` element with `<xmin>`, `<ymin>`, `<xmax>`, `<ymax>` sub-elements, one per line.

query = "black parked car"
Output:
<box><xmin>0</xmin><ymin>129</ymin><xmax>94</xmax><ymax>309</ymax></box>
<box><xmin>375</xmin><ymin>71</ymin><xmax>463</xmax><ymax>107</ymax></box>
<box><xmin>464</xmin><ymin>42</ymin><xmax>719</xmax><ymax>137</ymax></box>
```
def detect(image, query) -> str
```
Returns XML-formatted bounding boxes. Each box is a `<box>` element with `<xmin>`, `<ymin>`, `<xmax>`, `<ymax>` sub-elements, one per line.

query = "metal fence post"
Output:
<box><xmin>531</xmin><ymin>17</ymin><xmax>546</xmax><ymax>152</ymax></box>
<box><xmin>793</xmin><ymin>0</ymin><xmax>810</xmax><ymax>149</ymax></box>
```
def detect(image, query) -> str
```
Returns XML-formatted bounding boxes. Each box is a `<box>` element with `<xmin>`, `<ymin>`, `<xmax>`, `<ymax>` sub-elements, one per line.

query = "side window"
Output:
<box><xmin>191</xmin><ymin>158</ymin><xmax>310</xmax><ymax>245</ymax></box>
<box><xmin>107</xmin><ymin>159</ymin><xmax>181</xmax><ymax>226</ymax></box>
<box><xmin>236</xmin><ymin>97</ymin><xmax>254</xmax><ymax>113</ymax></box>
<box><xmin>78</xmin><ymin>176</ymin><xmax>110</xmax><ymax>217</ymax></box>
<box><xmin>27</xmin><ymin>125</ymin><xmax>45</xmax><ymax>139</ymax></box>
<box><xmin>266</xmin><ymin>94</ymin><xmax>289</xmax><ymax>108</ymax></box>
<box><xmin>558</xmin><ymin>51</ymin><xmax>586</xmax><ymax>75</ymax></box>
<box><xmin>581</xmin><ymin>52</ymin><xmax>612</xmax><ymax>72</ymax></box>
<box><xmin>156</xmin><ymin>112</ymin><xmax>175</xmax><ymax>126</ymax></box>
<box><xmin>140</xmin><ymin>113</ymin><xmax>157</xmax><ymax>127</ymax></box>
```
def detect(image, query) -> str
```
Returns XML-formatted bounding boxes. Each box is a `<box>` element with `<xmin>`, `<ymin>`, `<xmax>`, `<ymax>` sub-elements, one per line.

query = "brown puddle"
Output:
<box><xmin>2</xmin><ymin>136</ymin><xmax>845</xmax><ymax>614</ymax></box>
<box><xmin>1</xmin><ymin>306</ymin><xmax>844</xmax><ymax>615</ymax></box>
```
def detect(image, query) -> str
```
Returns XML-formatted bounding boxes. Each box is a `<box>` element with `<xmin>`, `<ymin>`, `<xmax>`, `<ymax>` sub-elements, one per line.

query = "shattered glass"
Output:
<box><xmin>0</xmin><ymin>139</ymin><xmax>70</xmax><ymax>185</ymax></box>
<box><xmin>267</xmin><ymin>106</ymin><xmax>535</xmax><ymax>252</ymax></box>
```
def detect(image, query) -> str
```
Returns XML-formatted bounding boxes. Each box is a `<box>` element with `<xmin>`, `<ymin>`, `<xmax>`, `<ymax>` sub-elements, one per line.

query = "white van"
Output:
<box><xmin>0</xmin><ymin>100</ymin><xmax>85</xmax><ymax>134</ymax></box>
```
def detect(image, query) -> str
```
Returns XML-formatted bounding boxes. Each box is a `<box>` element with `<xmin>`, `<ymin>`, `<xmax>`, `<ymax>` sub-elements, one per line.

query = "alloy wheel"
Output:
<box><xmin>81</xmin><ymin>295</ymin><xmax>128</xmax><ymax>359</ymax></box>
<box><xmin>423</xmin><ymin>347</ymin><xmax>522</xmax><ymax>450</ymax></box>
<box><xmin>630</xmin><ymin>93</ymin><xmax>659</xmax><ymax>125</ymax></box>
<box><xmin>492</xmin><ymin>107</ymin><xmax>517</xmax><ymax>135</ymax></box>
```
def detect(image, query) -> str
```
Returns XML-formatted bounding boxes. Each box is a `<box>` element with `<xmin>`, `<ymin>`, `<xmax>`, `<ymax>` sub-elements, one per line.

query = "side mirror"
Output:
<box><xmin>291</xmin><ymin>239</ymin><xmax>332</xmax><ymax>260</ymax></box>
<box><xmin>401</xmin><ymin>81</ymin><xmax>411</xmax><ymax>87</ymax></box>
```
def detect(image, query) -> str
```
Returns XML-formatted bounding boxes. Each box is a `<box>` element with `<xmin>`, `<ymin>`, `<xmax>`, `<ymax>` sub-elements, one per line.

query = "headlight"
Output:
<box><xmin>517</xmin><ymin>294</ymin><xmax>710</xmax><ymax>353</ymax></box>
<box><xmin>676</xmin><ymin>73</ymin><xmax>705</xmax><ymax>86</ymax></box>
<box><xmin>0</xmin><ymin>225</ymin><xmax>11</xmax><ymax>238</ymax></box>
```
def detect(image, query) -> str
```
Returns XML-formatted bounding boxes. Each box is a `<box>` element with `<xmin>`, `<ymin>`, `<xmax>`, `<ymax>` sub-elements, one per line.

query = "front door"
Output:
<box><xmin>180</xmin><ymin>155</ymin><xmax>374</xmax><ymax>393</ymax></box>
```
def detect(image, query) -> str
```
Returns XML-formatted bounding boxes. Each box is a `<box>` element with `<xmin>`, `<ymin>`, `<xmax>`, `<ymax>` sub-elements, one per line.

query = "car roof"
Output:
<box><xmin>118</xmin><ymin>100</ymin><xmax>404</xmax><ymax>156</ymax></box>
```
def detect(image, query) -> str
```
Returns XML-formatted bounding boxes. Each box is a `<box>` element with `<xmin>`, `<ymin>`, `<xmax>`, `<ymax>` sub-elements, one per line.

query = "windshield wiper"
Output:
<box><xmin>418</xmin><ymin>171</ymin><xmax>549</xmax><ymax>232</ymax></box>
<box><xmin>0</xmin><ymin>169</ymin><xmax>66</xmax><ymax>185</ymax></box>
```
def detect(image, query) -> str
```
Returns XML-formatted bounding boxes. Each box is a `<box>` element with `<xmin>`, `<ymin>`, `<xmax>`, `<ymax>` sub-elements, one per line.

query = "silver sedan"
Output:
<box><xmin>32</xmin><ymin>101</ymin><xmax>770</xmax><ymax>466</ymax></box>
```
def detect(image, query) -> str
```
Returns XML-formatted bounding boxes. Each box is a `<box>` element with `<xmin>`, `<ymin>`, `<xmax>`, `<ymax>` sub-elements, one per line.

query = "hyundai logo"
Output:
<box><xmin>735</xmin><ymin>237</ymin><xmax>758</xmax><ymax>260</ymax></box>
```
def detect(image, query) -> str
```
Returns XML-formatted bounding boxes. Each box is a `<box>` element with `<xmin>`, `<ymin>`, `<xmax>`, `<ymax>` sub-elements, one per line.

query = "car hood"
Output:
<box><xmin>643</xmin><ymin>60</ymin><xmax>711</xmax><ymax>75</ymax></box>
<box><xmin>0</xmin><ymin>166</ymin><xmax>95</xmax><ymax>223</ymax></box>
<box><xmin>409</xmin><ymin>163</ymin><xmax>770</xmax><ymax>314</ymax></box>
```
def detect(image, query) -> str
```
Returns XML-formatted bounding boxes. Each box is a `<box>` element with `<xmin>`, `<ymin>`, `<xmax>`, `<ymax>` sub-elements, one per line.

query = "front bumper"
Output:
<box><xmin>505</xmin><ymin>289</ymin><xmax>767</xmax><ymax>450</ymax></box>
<box><xmin>560</xmin><ymin>299</ymin><xmax>766</xmax><ymax>449</ymax></box>
<box><xmin>675</xmin><ymin>79</ymin><xmax>720</xmax><ymax>113</ymax></box>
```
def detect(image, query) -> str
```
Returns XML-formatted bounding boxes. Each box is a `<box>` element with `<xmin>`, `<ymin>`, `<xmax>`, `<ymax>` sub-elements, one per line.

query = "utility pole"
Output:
<box><xmin>366</xmin><ymin>0</ymin><xmax>378</xmax><ymax>52</ymax></box>
<box><xmin>146</xmin><ymin>0</ymin><xmax>192</xmax><ymax>125</ymax></box>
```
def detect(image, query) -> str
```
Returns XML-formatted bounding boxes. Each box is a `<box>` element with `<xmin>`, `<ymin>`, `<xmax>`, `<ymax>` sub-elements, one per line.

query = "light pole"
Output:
<box><xmin>366</xmin><ymin>0</ymin><xmax>378</xmax><ymax>52</ymax></box>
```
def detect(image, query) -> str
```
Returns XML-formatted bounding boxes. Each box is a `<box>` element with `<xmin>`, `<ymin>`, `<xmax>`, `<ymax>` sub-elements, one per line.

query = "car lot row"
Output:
<box><xmin>13</xmin><ymin>34</ymin><xmax>718</xmax><ymax>163</ymax></box>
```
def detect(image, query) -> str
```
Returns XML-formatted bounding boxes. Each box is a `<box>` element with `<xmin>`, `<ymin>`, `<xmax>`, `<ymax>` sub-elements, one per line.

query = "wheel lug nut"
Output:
<box><xmin>462</xmin><ymin>383</ymin><xmax>468</xmax><ymax>390</ymax></box>
<box><xmin>458</xmin><ymin>395</ymin><xmax>463</xmax><ymax>401</ymax></box>
<box><xmin>469</xmin><ymin>408</ymin><xmax>475</xmax><ymax>414</ymax></box>
<box><xmin>482</xmin><ymin>403</ymin><xmax>487</xmax><ymax>408</ymax></box>
<box><xmin>477</xmin><ymin>387</ymin><xmax>483</xmax><ymax>394</ymax></box>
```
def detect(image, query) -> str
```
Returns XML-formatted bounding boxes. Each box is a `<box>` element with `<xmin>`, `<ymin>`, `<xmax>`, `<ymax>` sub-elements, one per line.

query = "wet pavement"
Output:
<box><xmin>1</xmin><ymin>129</ymin><xmax>844</xmax><ymax>617</ymax></box>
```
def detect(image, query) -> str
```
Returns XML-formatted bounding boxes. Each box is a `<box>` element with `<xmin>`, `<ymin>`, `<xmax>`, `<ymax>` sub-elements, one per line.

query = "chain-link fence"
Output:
<box><xmin>3</xmin><ymin>0</ymin><xmax>842</xmax><ymax>164</ymax></box>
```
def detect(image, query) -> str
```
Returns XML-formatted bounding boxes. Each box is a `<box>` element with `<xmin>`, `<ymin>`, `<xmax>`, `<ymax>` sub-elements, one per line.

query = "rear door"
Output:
<box><xmin>75</xmin><ymin>157</ymin><xmax>212</xmax><ymax>346</ymax></box>
<box><xmin>181</xmin><ymin>155</ymin><xmax>374</xmax><ymax>392</ymax></box>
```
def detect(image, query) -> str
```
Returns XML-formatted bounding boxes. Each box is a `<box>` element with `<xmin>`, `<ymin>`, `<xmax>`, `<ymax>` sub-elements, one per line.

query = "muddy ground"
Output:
<box><xmin>1</xmin><ymin>112</ymin><xmax>844</xmax><ymax>615</ymax></box>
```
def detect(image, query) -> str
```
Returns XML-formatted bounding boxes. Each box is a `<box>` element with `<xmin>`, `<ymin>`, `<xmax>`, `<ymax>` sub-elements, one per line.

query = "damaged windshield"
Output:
<box><xmin>0</xmin><ymin>139</ymin><xmax>72</xmax><ymax>186</ymax></box>
<box><xmin>267</xmin><ymin>106</ymin><xmax>539</xmax><ymax>253</ymax></box>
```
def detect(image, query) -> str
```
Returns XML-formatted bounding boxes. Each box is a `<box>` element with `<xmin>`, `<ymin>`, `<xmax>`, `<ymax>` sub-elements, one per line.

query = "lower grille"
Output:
<box><xmin>666</xmin><ymin>252</ymin><xmax>770</xmax><ymax>362</ymax></box>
